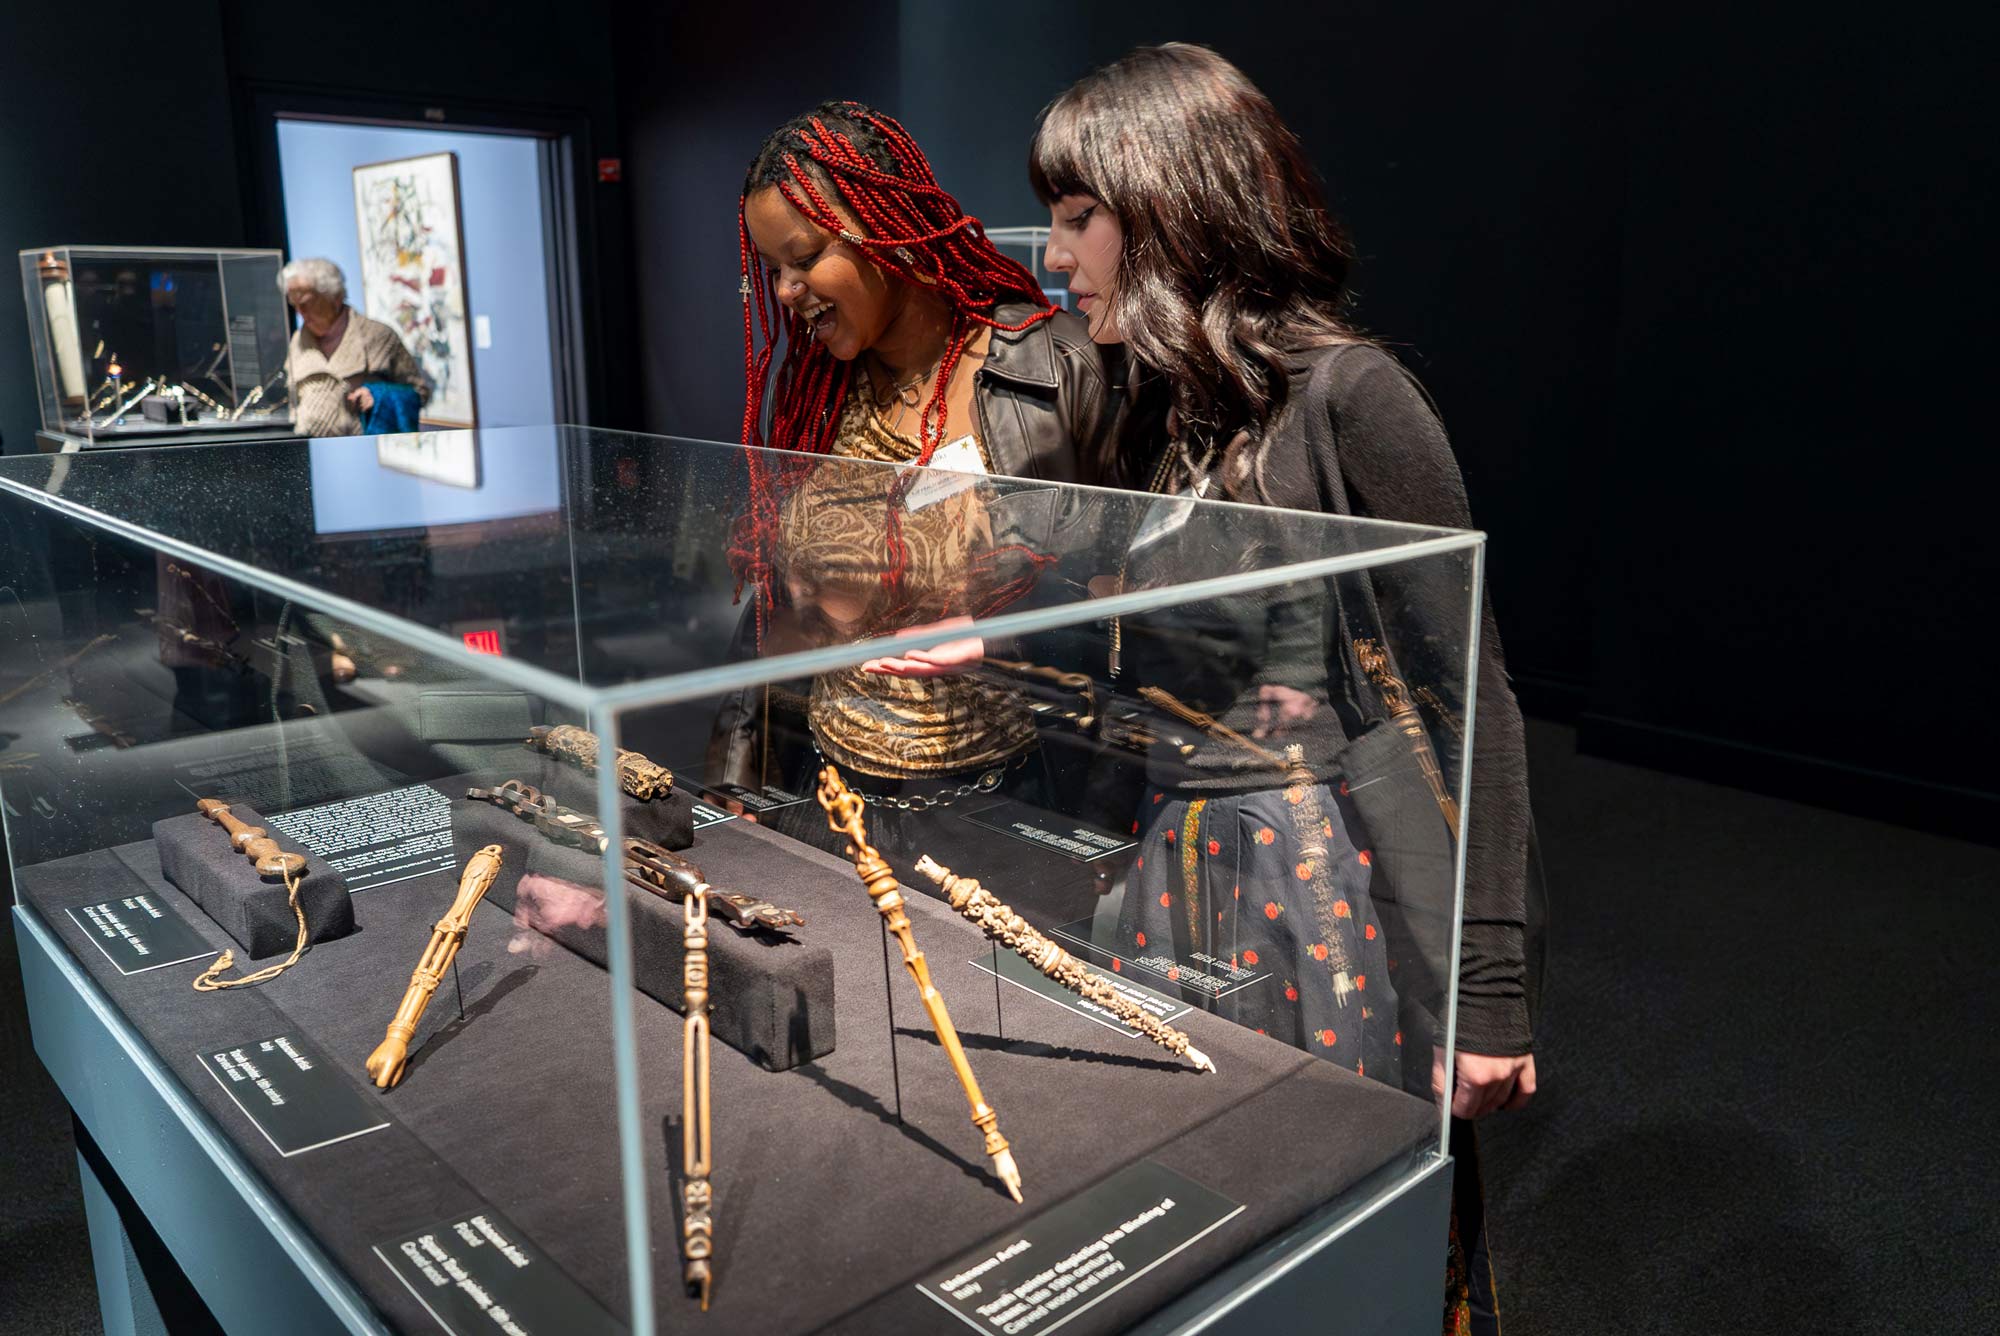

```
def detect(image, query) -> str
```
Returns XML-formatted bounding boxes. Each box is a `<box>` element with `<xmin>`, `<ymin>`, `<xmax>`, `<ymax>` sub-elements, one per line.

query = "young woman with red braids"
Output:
<box><xmin>708</xmin><ymin>101</ymin><xmax>1113</xmax><ymax>832</ymax></box>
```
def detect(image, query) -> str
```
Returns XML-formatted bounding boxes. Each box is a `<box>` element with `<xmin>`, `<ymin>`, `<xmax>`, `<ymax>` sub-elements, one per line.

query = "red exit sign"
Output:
<box><xmin>461</xmin><ymin>628</ymin><xmax>503</xmax><ymax>656</ymax></box>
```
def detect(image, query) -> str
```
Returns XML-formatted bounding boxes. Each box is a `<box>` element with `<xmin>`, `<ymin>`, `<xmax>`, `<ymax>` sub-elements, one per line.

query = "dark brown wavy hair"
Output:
<box><xmin>1030</xmin><ymin>43</ymin><xmax>1367</xmax><ymax>485</ymax></box>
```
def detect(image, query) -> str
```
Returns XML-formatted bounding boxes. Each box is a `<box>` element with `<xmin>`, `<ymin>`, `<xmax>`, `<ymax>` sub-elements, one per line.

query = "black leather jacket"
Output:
<box><xmin>704</xmin><ymin>302</ymin><xmax>1113</xmax><ymax>792</ymax></box>
<box><xmin>972</xmin><ymin>302</ymin><xmax>1112</xmax><ymax>482</ymax></box>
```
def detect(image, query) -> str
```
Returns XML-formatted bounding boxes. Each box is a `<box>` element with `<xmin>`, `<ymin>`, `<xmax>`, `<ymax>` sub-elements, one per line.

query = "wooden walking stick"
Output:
<box><xmin>365</xmin><ymin>845</ymin><xmax>505</xmax><ymax>1088</ymax></box>
<box><xmin>816</xmin><ymin>766</ymin><xmax>1023</xmax><ymax>1203</ymax></box>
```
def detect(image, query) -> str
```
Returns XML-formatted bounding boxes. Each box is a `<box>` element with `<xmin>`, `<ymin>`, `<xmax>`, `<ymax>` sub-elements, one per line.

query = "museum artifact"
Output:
<box><xmin>1352</xmin><ymin>637</ymin><xmax>1462</xmax><ymax>837</ymax></box>
<box><xmin>679</xmin><ymin>877</ymin><xmax>716</xmax><ymax>1309</ymax></box>
<box><xmin>623</xmin><ymin>838</ymin><xmax>805</xmax><ymax>933</ymax></box>
<box><xmin>911</xmin><ymin>855</ymin><xmax>1215</xmax><ymax>1073</ymax></box>
<box><xmin>189</xmin><ymin>798</ymin><xmax>312</xmax><ymax>991</ymax></box>
<box><xmin>525</xmin><ymin>724</ymin><xmax>675</xmax><ymax>800</ymax></box>
<box><xmin>816</xmin><ymin>765</ymin><xmax>1023</xmax><ymax>1203</ymax></box>
<box><xmin>365</xmin><ymin>844</ymin><xmax>506</xmax><ymax>1090</ymax></box>
<box><xmin>467</xmin><ymin>781</ymin><xmax>803</xmax><ymax>931</ymax></box>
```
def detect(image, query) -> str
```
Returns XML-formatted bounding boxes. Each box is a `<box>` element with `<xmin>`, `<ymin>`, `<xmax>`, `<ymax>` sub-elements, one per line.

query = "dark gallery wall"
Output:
<box><xmin>0</xmin><ymin>3</ymin><xmax>247</xmax><ymax>455</ymax></box>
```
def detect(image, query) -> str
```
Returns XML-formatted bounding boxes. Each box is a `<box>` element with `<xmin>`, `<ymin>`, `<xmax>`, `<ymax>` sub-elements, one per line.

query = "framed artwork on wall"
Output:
<box><xmin>352</xmin><ymin>151</ymin><xmax>478</xmax><ymax>428</ymax></box>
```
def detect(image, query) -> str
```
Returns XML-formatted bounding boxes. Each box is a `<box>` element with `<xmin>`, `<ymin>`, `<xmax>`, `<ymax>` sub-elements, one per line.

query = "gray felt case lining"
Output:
<box><xmin>152</xmin><ymin>806</ymin><xmax>355</xmax><ymax>958</ymax></box>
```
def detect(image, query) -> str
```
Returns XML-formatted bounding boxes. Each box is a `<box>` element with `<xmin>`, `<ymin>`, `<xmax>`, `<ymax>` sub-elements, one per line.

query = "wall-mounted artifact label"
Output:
<box><xmin>67</xmin><ymin>895</ymin><xmax>215</xmax><ymax>975</ymax></box>
<box><xmin>198</xmin><ymin>1033</ymin><xmax>388</xmax><ymax>1157</ymax></box>
<box><xmin>914</xmin><ymin>1160</ymin><xmax>1243</xmax><ymax>1334</ymax></box>
<box><xmin>1049</xmin><ymin>919</ymin><xmax>1271</xmax><ymax>1002</ymax></box>
<box><xmin>374</xmin><ymin>1207</ymin><xmax>625</xmax><ymax>1336</ymax></box>
<box><xmin>269</xmin><ymin>784</ymin><xmax>455</xmax><ymax>891</ymax></box>
<box><xmin>962</xmin><ymin>800</ymin><xmax>1137</xmax><ymax>863</ymax></box>
<box><xmin>969</xmin><ymin>947</ymin><xmax>1191</xmax><ymax>1040</ymax></box>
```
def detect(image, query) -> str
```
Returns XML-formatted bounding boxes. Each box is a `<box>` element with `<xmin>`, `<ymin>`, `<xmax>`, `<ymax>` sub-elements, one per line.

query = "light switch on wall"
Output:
<box><xmin>474</xmin><ymin>315</ymin><xmax>492</xmax><ymax>349</ymax></box>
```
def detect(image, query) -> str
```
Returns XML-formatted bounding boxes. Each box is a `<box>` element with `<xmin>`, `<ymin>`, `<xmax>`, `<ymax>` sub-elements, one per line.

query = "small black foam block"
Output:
<box><xmin>449</xmin><ymin>791</ymin><xmax>835</xmax><ymax>1071</ymax></box>
<box><xmin>153</xmin><ymin>807</ymin><xmax>355</xmax><ymax>959</ymax></box>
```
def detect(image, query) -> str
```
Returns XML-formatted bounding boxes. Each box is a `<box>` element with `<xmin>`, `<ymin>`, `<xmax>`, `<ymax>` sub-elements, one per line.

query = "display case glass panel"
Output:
<box><xmin>18</xmin><ymin>245</ymin><xmax>295</xmax><ymax>446</ymax></box>
<box><xmin>0</xmin><ymin>426</ymin><xmax>1481</xmax><ymax>1334</ymax></box>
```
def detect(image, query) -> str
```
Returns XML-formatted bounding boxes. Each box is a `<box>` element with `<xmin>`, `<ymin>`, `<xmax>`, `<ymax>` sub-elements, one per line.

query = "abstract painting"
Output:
<box><xmin>352</xmin><ymin>152</ymin><xmax>477</xmax><ymax>427</ymax></box>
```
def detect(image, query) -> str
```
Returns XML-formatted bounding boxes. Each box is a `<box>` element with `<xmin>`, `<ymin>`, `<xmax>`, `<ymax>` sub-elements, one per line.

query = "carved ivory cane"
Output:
<box><xmin>365</xmin><ymin>844</ymin><xmax>505</xmax><ymax>1089</ymax></box>
<box><xmin>911</xmin><ymin>856</ymin><xmax>1215</xmax><ymax>1072</ymax></box>
<box><xmin>680</xmin><ymin>881</ymin><xmax>716</xmax><ymax>1309</ymax></box>
<box><xmin>816</xmin><ymin>766</ymin><xmax>1023</xmax><ymax>1203</ymax></box>
<box><xmin>191</xmin><ymin>799</ymin><xmax>311</xmax><ymax>992</ymax></box>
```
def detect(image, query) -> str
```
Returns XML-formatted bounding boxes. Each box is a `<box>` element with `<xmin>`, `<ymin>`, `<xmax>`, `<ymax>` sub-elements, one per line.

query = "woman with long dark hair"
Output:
<box><xmin>1032</xmin><ymin>45</ymin><xmax>1536</xmax><ymax>1331</ymax></box>
<box><xmin>712</xmin><ymin>101</ymin><xmax>1111</xmax><ymax>812</ymax></box>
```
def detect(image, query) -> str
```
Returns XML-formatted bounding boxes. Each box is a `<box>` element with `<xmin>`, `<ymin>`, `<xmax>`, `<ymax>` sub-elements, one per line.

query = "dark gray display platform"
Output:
<box><xmin>15</xmin><ymin>815</ymin><xmax>1439</xmax><ymax>1334</ymax></box>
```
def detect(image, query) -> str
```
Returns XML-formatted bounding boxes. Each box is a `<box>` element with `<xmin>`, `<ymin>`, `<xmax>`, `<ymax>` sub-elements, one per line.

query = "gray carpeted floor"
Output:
<box><xmin>3</xmin><ymin>720</ymin><xmax>1994</xmax><ymax>1334</ymax></box>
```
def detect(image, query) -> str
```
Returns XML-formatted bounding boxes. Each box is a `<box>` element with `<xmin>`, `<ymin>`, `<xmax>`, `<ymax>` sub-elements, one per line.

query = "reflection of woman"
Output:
<box><xmin>1033</xmin><ymin>44</ymin><xmax>1535</xmax><ymax>1330</ymax></box>
<box><xmin>710</xmin><ymin>102</ymin><xmax>1112</xmax><ymax>802</ymax></box>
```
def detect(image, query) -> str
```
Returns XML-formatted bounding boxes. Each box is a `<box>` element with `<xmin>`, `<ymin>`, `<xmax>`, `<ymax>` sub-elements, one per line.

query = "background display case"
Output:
<box><xmin>19</xmin><ymin>245</ymin><xmax>295</xmax><ymax>447</ymax></box>
<box><xmin>0</xmin><ymin>426</ymin><xmax>1482</xmax><ymax>1334</ymax></box>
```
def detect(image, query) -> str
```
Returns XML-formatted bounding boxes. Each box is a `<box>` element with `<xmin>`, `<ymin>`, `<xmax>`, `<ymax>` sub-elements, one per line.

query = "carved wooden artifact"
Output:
<box><xmin>365</xmin><ymin>844</ymin><xmax>505</xmax><ymax>1089</ymax></box>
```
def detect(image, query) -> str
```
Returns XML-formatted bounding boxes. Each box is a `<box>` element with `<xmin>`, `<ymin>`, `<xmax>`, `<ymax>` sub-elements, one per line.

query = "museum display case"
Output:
<box><xmin>0</xmin><ymin>425</ymin><xmax>1483</xmax><ymax>1334</ymax></box>
<box><xmin>19</xmin><ymin>245</ymin><xmax>295</xmax><ymax>447</ymax></box>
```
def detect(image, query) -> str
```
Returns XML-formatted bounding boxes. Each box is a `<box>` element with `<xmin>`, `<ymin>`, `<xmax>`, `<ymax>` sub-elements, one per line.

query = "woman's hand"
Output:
<box><xmin>861</xmin><ymin>615</ymin><xmax>986</xmax><ymax>678</ymax></box>
<box><xmin>1432</xmin><ymin>1047</ymin><xmax>1538</xmax><ymax>1120</ymax></box>
<box><xmin>345</xmin><ymin>385</ymin><xmax>376</xmax><ymax>412</ymax></box>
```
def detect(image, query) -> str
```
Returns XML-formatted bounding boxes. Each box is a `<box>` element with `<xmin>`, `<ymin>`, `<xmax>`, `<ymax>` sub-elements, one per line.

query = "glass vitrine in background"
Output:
<box><xmin>19</xmin><ymin>245</ymin><xmax>295</xmax><ymax>447</ymax></box>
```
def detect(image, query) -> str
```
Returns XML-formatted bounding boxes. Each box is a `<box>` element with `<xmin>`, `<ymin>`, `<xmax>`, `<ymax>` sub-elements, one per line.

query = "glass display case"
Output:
<box><xmin>19</xmin><ymin>245</ymin><xmax>295</xmax><ymax>446</ymax></box>
<box><xmin>0</xmin><ymin>426</ymin><xmax>1482</xmax><ymax>1334</ymax></box>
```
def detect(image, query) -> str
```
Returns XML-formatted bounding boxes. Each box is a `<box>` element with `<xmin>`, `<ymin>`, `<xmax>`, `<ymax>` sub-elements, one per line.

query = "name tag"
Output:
<box><xmin>904</xmin><ymin>436</ymin><xmax>989</xmax><ymax>511</ymax></box>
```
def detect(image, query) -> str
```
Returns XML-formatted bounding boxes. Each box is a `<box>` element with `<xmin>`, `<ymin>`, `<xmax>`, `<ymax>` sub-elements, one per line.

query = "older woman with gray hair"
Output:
<box><xmin>280</xmin><ymin>257</ymin><xmax>430</xmax><ymax>436</ymax></box>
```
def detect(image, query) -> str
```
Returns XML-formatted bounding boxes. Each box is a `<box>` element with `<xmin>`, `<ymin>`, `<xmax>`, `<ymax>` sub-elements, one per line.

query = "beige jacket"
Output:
<box><xmin>286</xmin><ymin>307</ymin><xmax>430</xmax><ymax>436</ymax></box>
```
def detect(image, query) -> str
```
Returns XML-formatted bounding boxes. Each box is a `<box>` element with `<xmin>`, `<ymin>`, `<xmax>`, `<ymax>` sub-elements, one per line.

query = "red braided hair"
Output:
<box><xmin>732</xmin><ymin>102</ymin><xmax>1058</xmax><ymax>627</ymax></box>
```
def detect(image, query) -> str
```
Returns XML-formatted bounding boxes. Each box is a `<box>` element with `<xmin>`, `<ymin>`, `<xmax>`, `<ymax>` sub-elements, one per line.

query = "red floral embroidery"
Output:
<box><xmin>1357</xmin><ymin>849</ymin><xmax>1372</xmax><ymax>867</ymax></box>
<box><xmin>1394</xmin><ymin>1030</ymin><xmax>1403</xmax><ymax>1046</ymax></box>
<box><xmin>1313</xmin><ymin>943</ymin><xmax>1328</xmax><ymax>962</ymax></box>
<box><xmin>1356</xmin><ymin>974</ymin><xmax>1367</xmax><ymax>990</ymax></box>
<box><xmin>1159</xmin><ymin>892</ymin><xmax>1172</xmax><ymax>908</ymax></box>
<box><xmin>1256</xmin><ymin>827</ymin><xmax>1276</xmax><ymax>845</ymax></box>
<box><xmin>1207</xmin><ymin>838</ymin><xmax>1221</xmax><ymax>856</ymax></box>
<box><xmin>1135</xmin><ymin>931</ymin><xmax>1147</xmax><ymax>948</ymax></box>
<box><xmin>1285</xmin><ymin>984</ymin><xmax>1298</xmax><ymax>1002</ymax></box>
<box><xmin>1334</xmin><ymin>900</ymin><xmax>1351</xmax><ymax>918</ymax></box>
<box><xmin>1135</xmin><ymin>856</ymin><xmax>1144</xmax><ymax>870</ymax></box>
<box><xmin>1112</xmin><ymin>959</ymin><xmax>1122</xmax><ymax>973</ymax></box>
<box><xmin>1357</xmin><ymin>1061</ymin><xmax>1365</xmax><ymax>1077</ymax></box>
<box><xmin>1167</xmin><ymin>967</ymin><xmax>1180</xmax><ymax>981</ymax></box>
<box><xmin>1285</xmin><ymin>785</ymin><xmax>1306</xmax><ymax>804</ymax></box>
<box><xmin>1295</xmin><ymin>862</ymin><xmax>1313</xmax><ymax>881</ymax></box>
<box><xmin>1264</xmin><ymin>901</ymin><xmax>1281</xmax><ymax>920</ymax></box>
<box><xmin>1131</xmin><ymin>820</ymin><xmax>1140</xmax><ymax>834</ymax></box>
<box><xmin>1364</xmin><ymin>924</ymin><xmax>1377</xmax><ymax>941</ymax></box>
<box><xmin>1322</xmin><ymin>817</ymin><xmax>1333</xmax><ymax>838</ymax></box>
<box><xmin>1319</xmin><ymin>1029</ymin><xmax>1337</xmax><ymax>1046</ymax></box>
<box><xmin>1164</xmin><ymin>827</ymin><xmax>1175</xmax><ymax>843</ymax></box>
<box><xmin>1243</xmin><ymin>949</ymin><xmax>1260</xmax><ymax>966</ymax></box>
<box><xmin>1152</xmin><ymin>792</ymin><xmax>1163</xmax><ymax>804</ymax></box>
<box><xmin>1233</xmin><ymin>884</ymin><xmax>1241</xmax><ymax>900</ymax></box>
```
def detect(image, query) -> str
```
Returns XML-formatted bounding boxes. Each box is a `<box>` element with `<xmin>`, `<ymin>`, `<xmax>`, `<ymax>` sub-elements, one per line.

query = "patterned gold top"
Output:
<box><xmin>778</xmin><ymin>381</ymin><xmax>1035</xmax><ymax>779</ymax></box>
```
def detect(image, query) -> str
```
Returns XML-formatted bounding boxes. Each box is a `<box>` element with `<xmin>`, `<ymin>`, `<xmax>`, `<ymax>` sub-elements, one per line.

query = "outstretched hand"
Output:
<box><xmin>861</xmin><ymin>615</ymin><xmax>986</xmax><ymax>678</ymax></box>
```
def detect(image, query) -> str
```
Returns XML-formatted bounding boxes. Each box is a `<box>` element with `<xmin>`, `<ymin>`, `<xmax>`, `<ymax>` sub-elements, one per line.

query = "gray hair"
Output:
<box><xmin>279</xmin><ymin>257</ymin><xmax>346</xmax><ymax>303</ymax></box>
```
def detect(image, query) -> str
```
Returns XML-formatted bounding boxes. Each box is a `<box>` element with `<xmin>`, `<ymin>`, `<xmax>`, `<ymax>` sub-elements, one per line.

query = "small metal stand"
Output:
<box><xmin>880</xmin><ymin>918</ymin><xmax>903</xmax><ymax>1124</ymax></box>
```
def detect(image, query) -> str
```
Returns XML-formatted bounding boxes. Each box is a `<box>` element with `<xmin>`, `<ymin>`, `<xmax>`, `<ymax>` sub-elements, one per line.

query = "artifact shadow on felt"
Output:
<box><xmin>393</xmin><ymin>962</ymin><xmax>540</xmax><ymax>1085</ymax></box>
<box><xmin>788</xmin><ymin>1061</ymin><xmax>996</xmax><ymax>1194</ymax></box>
<box><xmin>894</xmin><ymin>1025</ymin><xmax>1191</xmax><ymax>1077</ymax></box>
<box><xmin>660</xmin><ymin>1113</ymin><xmax>758</xmax><ymax>1309</ymax></box>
